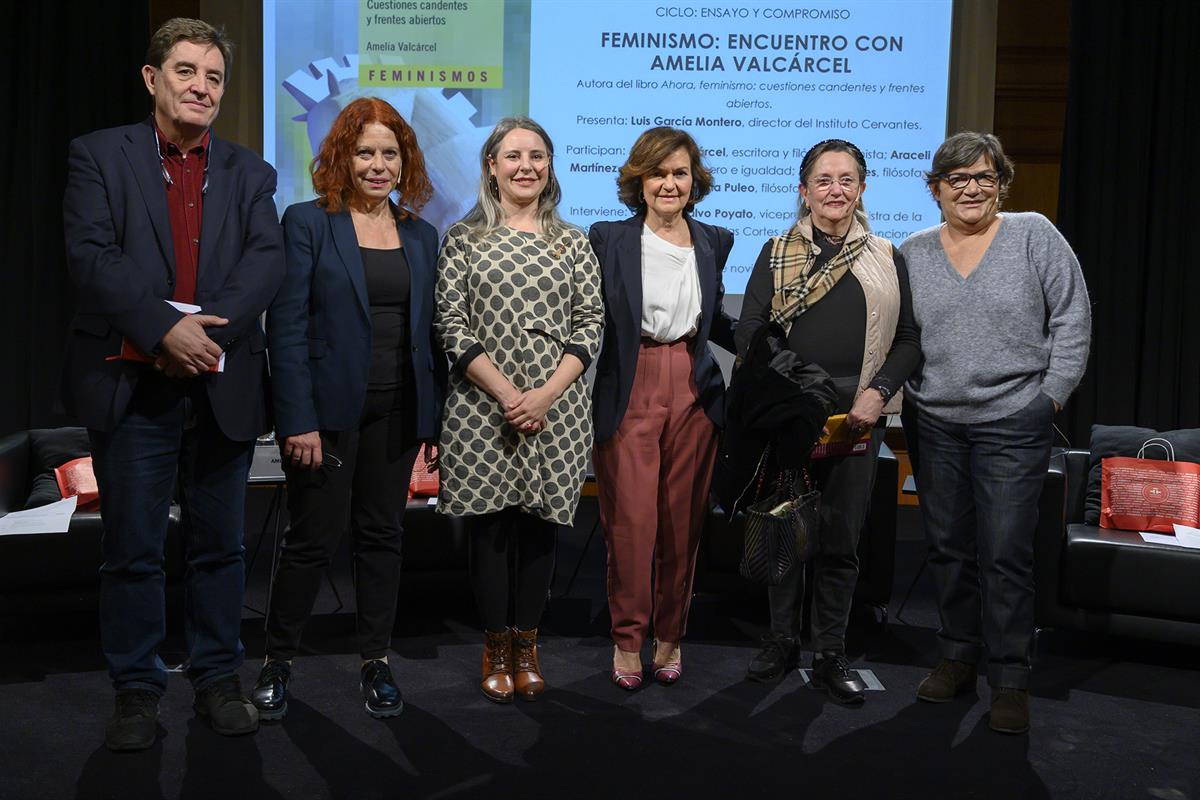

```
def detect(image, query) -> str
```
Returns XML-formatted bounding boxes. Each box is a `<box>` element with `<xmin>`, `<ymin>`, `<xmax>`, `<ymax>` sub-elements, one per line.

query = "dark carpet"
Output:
<box><xmin>1</xmin><ymin>503</ymin><xmax>1197</xmax><ymax>800</ymax></box>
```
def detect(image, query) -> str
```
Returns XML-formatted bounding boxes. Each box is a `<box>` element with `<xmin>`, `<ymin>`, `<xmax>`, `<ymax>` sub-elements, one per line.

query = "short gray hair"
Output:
<box><xmin>459</xmin><ymin>116</ymin><xmax>569</xmax><ymax>241</ymax></box>
<box><xmin>925</xmin><ymin>131</ymin><xmax>1015</xmax><ymax>202</ymax></box>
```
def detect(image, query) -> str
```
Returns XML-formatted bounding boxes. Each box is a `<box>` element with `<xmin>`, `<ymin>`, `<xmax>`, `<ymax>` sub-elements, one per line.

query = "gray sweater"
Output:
<box><xmin>900</xmin><ymin>212</ymin><xmax>1091</xmax><ymax>423</ymax></box>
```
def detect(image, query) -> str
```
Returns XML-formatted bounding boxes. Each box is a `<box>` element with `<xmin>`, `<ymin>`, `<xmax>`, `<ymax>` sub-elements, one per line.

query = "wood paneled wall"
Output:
<box><xmin>994</xmin><ymin>0</ymin><xmax>1071</xmax><ymax>221</ymax></box>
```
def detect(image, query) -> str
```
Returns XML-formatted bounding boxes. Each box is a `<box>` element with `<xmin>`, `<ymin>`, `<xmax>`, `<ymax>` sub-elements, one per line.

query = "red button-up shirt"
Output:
<box><xmin>156</xmin><ymin>123</ymin><xmax>208</xmax><ymax>305</ymax></box>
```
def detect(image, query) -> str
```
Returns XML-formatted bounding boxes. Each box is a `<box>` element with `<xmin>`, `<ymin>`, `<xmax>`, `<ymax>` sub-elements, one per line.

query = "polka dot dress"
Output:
<box><xmin>434</xmin><ymin>223</ymin><xmax>604</xmax><ymax>525</ymax></box>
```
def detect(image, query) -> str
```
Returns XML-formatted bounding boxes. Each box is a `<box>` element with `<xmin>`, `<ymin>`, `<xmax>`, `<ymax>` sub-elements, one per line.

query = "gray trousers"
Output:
<box><xmin>768</xmin><ymin>427</ymin><xmax>884</xmax><ymax>652</ymax></box>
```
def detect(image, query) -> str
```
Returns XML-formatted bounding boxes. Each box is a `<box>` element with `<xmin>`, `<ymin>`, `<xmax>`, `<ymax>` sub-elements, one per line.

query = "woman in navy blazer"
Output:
<box><xmin>589</xmin><ymin>127</ymin><xmax>736</xmax><ymax>689</ymax></box>
<box><xmin>254</xmin><ymin>98</ymin><xmax>445</xmax><ymax>720</ymax></box>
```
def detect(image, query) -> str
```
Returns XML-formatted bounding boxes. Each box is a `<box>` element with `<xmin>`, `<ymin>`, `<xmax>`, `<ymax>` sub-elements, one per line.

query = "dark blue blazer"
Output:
<box><xmin>267</xmin><ymin>200</ymin><xmax>446</xmax><ymax>441</ymax></box>
<box><xmin>61</xmin><ymin>118</ymin><xmax>286</xmax><ymax>441</ymax></box>
<box><xmin>589</xmin><ymin>214</ymin><xmax>737</xmax><ymax>443</ymax></box>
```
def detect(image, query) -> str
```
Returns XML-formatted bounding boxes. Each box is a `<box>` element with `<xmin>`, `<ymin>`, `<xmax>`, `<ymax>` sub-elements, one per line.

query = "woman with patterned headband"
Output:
<box><xmin>736</xmin><ymin>138</ymin><xmax>919</xmax><ymax>704</ymax></box>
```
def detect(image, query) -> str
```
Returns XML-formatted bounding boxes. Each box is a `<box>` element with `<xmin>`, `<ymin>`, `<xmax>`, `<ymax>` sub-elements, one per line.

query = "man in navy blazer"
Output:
<box><xmin>61</xmin><ymin>18</ymin><xmax>284</xmax><ymax>751</ymax></box>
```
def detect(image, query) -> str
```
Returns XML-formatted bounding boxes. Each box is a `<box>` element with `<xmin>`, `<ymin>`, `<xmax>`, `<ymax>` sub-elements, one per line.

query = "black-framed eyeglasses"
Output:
<box><xmin>939</xmin><ymin>171</ymin><xmax>999</xmax><ymax>190</ymax></box>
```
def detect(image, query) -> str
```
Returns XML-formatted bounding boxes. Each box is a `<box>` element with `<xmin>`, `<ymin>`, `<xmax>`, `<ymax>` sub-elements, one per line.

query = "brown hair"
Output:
<box><xmin>615</xmin><ymin>127</ymin><xmax>713</xmax><ymax>213</ymax></box>
<box><xmin>146</xmin><ymin>18</ymin><xmax>234</xmax><ymax>75</ymax></box>
<box><xmin>310</xmin><ymin>98</ymin><xmax>433</xmax><ymax>218</ymax></box>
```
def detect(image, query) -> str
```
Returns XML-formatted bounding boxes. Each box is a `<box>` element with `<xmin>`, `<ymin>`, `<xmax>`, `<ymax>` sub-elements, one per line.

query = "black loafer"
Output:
<box><xmin>746</xmin><ymin>635</ymin><xmax>799</xmax><ymax>683</ymax></box>
<box><xmin>251</xmin><ymin>660</ymin><xmax>292</xmax><ymax>721</ymax></box>
<box><xmin>361</xmin><ymin>659</ymin><xmax>403</xmax><ymax>719</ymax></box>
<box><xmin>194</xmin><ymin>675</ymin><xmax>259</xmax><ymax>735</ymax></box>
<box><xmin>106</xmin><ymin>689</ymin><xmax>160</xmax><ymax>752</ymax></box>
<box><xmin>810</xmin><ymin>651</ymin><xmax>866</xmax><ymax>705</ymax></box>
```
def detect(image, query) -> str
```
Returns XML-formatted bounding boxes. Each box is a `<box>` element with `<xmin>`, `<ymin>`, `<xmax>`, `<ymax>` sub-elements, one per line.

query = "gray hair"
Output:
<box><xmin>925</xmin><ymin>131</ymin><xmax>1015</xmax><ymax>202</ymax></box>
<box><xmin>146</xmin><ymin>18</ymin><xmax>233</xmax><ymax>75</ymax></box>
<box><xmin>459</xmin><ymin>117</ymin><xmax>569</xmax><ymax>241</ymax></box>
<box><xmin>795</xmin><ymin>139</ymin><xmax>870</xmax><ymax>231</ymax></box>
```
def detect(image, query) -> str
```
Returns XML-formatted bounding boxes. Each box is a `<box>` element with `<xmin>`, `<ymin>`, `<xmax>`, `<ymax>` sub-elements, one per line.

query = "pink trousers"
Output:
<box><xmin>593</xmin><ymin>338</ymin><xmax>718</xmax><ymax>652</ymax></box>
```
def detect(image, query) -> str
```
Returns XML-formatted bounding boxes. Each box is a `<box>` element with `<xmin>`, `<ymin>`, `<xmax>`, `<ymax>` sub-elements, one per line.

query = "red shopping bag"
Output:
<box><xmin>54</xmin><ymin>456</ymin><xmax>100</xmax><ymax>511</ymax></box>
<box><xmin>1100</xmin><ymin>439</ymin><xmax>1200</xmax><ymax>533</ymax></box>
<box><xmin>409</xmin><ymin>446</ymin><xmax>439</xmax><ymax>497</ymax></box>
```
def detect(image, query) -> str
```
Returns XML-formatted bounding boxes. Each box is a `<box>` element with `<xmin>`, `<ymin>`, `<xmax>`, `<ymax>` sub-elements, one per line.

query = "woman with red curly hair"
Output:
<box><xmin>254</xmin><ymin>97</ymin><xmax>445</xmax><ymax>720</ymax></box>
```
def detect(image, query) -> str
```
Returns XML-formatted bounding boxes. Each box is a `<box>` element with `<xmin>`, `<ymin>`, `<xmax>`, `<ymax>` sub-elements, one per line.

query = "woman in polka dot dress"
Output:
<box><xmin>434</xmin><ymin>117</ymin><xmax>603</xmax><ymax>703</ymax></box>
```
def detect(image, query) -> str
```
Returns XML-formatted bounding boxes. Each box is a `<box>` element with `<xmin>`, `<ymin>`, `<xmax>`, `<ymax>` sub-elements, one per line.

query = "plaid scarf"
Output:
<box><xmin>768</xmin><ymin>216</ymin><xmax>869</xmax><ymax>333</ymax></box>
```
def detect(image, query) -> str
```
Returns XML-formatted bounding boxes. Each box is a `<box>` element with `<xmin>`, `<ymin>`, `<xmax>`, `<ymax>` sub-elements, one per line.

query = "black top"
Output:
<box><xmin>738</xmin><ymin>226</ymin><xmax>920</xmax><ymax>406</ymax></box>
<box><xmin>361</xmin><ymin>246</ymin><xmax>412</xmax><ymax>388</ymax></box>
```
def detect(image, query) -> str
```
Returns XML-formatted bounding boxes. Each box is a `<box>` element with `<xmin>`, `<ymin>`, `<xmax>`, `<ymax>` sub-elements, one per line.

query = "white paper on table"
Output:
<box><xmin>1171</xmin><ymin>524</ymin><xmax>1200</xmax><ymax>549</ymax></box>
<box><xmin>1139</xmin><ymin>529</ymin><xmax>1200</xmax><ymax>549</ymax></box>
<box><xmin>0</xmin><ymin>496</ymin><xmax>78</xmax><ymax>536</ymax></box>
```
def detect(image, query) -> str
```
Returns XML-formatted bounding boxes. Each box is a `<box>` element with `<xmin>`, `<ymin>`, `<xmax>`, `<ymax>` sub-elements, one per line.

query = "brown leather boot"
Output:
<box><xmin>480</xmin><ymin>629</ymin><xmax>514</xmax><ymax>703</ymax></box>
<box><xmin>512</xmin><ymin>627</ymin><xmax>546</xmax><ymax>700</ymax></box>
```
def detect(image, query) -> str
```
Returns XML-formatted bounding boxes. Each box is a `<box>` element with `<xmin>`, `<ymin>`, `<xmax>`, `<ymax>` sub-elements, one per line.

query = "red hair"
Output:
<box><xmin>311</xmin><ymin>97</ymin><xmax>433</xmax><ymax>217</ymax></box>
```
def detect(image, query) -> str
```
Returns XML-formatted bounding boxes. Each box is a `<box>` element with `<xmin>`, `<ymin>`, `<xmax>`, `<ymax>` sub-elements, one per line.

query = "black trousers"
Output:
<box><xmin>768</xmin><ymin>427</ymin><xmax>884</xmax><ymax>653</ymax></box>
<box><xmin>916</xmin><ymin>392</ymin><xmax>1055</xmax><ymax>689</ymax></box>
<box><xmin>468</xmin><ymin>508</ymin><xmax>558</xmax><ymax>633</ymax></box>
<box><xmin>265</xmin><ymin>387</ymin><xmax>420</xmax><ymax>660</ymax></box>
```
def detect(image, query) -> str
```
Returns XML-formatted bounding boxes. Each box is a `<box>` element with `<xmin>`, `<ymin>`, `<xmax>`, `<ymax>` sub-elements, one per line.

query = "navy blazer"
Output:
<box><xmin>589</xmin><ymin>214</ymin><xmax>737</xmax><ymax>443</ymax></box>
<box><xmin>61</xmin><ymin>118</ymin><xmax>286</xmax><ymax>441</ymax></box>
<box><xmin>267</xmin><ymin>200</ymin><xmax>446</xmax><ymax>441</ymax></box>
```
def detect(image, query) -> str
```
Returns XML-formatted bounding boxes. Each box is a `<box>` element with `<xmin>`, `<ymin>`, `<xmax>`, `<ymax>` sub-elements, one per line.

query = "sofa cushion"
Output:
<box><xmin>1085</xmin><ymin>425</ymin><xmax>1200</xmax><ymax>525</ymax></box>
<box><xmin>1062</xmin><ymin>523</ymin><xmax>1200</xmax><ymax>622</ymax></box>
<box><xmin>25</xmin><ymin>428</ymin><xmax>91</xmax><ymax>509</ymax></box>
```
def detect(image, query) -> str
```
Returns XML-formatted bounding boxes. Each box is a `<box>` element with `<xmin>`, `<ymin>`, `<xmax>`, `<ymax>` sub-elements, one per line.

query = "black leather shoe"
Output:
<box><xmin>194</xmin><ymin>675</ymin><xmax>259</xmax><ymax>735</ymax></box>
<box><xmin>361</xmin><ymin>659</ymin><xmax>403</xmax><ymax>719</ymax></box>
<box><xmin>811</xmin><ymin>651</ymin><xmax>866</xmax><ymax>705</ymax></box>
<box><xmin>106</xmin><ymin>689</ymin><xmax>160</xmax><ymax>752</ymax></box>
<box><xmin>746</xmin><ymin>635</ymin><xmax>799</xmax><ymax>683</ymax></box>
<box><xmin>251</xmin><ymin>660</ymin><xmax>292</xmax><ymax>721</ymax></box>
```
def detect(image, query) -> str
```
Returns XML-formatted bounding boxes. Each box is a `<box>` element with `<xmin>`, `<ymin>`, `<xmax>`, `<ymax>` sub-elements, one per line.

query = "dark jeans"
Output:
<box><xmin>89</xmin><ymin>376</ymin><xmax>254</xmax><ymax>694</ymax></box>
<box><xmin>468</xmin><ymin>508</ymin><xmax>558</xmax><ymax>632</ymax></box>
<box><xmin>916</xmin><ymin>392</ymin><xmax>1055</xmax><ymax>689</ymax></box>
<box><xmin>266</xmin><ymin>387</ymin><xmax>420</xmax><ymax>661</ymax></box>
<box><xmin>768</xmin><ymin>428</ymin><xmax>884</xmax><ymax>652</ymax></box>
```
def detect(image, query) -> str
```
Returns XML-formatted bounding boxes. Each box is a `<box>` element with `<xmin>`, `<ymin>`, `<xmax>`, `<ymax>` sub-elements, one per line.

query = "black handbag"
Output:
<box><xmin>738</xmin><ymin>449</ymin><xmax>821</xmax><ymax>586</ymax></box>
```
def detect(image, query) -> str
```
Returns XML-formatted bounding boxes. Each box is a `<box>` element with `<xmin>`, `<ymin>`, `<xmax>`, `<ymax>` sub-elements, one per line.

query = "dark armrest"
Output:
<box><xmin>1063</xmin><ymin>449</ymin><xmax>1090</xmax><ymax>524</ymax></box>
<box><xmin>0</xmin><ymin>431</ymin><xmax>32</xmax><ymax>514</ymax></box>
<box><xmin>1033</xmin><ymin>452</ymin><xmax>1068</xmax><ymax>626</ymax></box>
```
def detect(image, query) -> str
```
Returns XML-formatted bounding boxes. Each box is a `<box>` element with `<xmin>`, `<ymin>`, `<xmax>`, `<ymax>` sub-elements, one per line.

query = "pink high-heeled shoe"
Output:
<box><xmin>611</xmin><ymin>646</ymin><xmax>643</xmax><ymax>691</ymax></box>
<box><xmin>611</xmin><ymin>668</ymin><xmax>643</xmax><ymax>691</ymax></box>
<box><xmin>652</xmin><ymin>641</ymin><xmax>682</xmax><ymax>685</ymax></box>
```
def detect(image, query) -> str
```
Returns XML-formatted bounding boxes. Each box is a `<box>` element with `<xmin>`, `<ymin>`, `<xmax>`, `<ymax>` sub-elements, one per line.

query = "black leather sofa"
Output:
<box><xmin>1034</xmin><ymin>449</ymin><xmax>1200</xmax><ymax>646</ymax></box>
<box><xmin>0</xmin><ymin>428</ymin><xmax>184</xmax><ymax>593</ymax></box>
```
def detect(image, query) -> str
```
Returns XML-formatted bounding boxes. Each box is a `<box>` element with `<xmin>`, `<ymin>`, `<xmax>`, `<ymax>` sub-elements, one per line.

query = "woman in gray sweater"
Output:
<box><xmin>900</xmin><ymin>132</ymin><xmax>1090</xmax><ymax>735</ymax></box>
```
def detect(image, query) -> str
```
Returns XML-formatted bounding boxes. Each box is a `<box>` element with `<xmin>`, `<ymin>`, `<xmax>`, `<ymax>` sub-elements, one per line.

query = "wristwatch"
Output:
<box><xmin>871</xmin><ymin>383</ymin><xmax>894</xmax><ymax>403</ymax></box>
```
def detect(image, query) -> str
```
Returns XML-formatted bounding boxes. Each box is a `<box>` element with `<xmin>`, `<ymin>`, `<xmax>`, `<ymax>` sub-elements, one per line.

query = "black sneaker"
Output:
<box><xmin>194</xmin><ymin>675</ymin><xmax>259</xmax><ymax>735</ymax></box>
<box><xmin>251</xmin><ymin>660</ymin><xmax>292</xmax><ymax>721</ymax></box>
<box><xmin>746</xmin><ymin>635</ymin><xmax>799</xmax><ymax>683</ymax></box>
<box><xmin>361</xmin><ymin>659</ymin><xmax>403</xmax><ymax>719</ymax></box>
<box><xmin>105</xmin><ymin>689</ymin><xmax>160</xmax><ymax>752</ymax></box>
<box><xmin>810</xmin><ymin>651</ymin><xmax>866</xmax><ymax>705</ymax></box>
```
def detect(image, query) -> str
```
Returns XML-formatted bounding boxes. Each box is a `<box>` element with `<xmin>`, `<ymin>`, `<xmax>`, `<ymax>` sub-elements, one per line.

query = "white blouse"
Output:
<box><xmin>640</xmin><ymin>224</ymin><xmax>701</xmax><ymax>342</ymax></box>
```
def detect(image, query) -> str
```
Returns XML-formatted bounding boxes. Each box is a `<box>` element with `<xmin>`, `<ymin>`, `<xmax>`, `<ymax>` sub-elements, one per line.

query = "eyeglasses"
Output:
<box><xmin>939</xmin><ymin>171</ymin><xmax>999</xmax><ymax>190</ymax></box>
<box><xmin>153</xmin><ymin>127</ymin><xmax>210</xmax><ymax>195</ymax></box>
<box><xmin>809</xmin><ymin>176</ymin><xmax>860</xmax><ymax>192</ymax></box>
